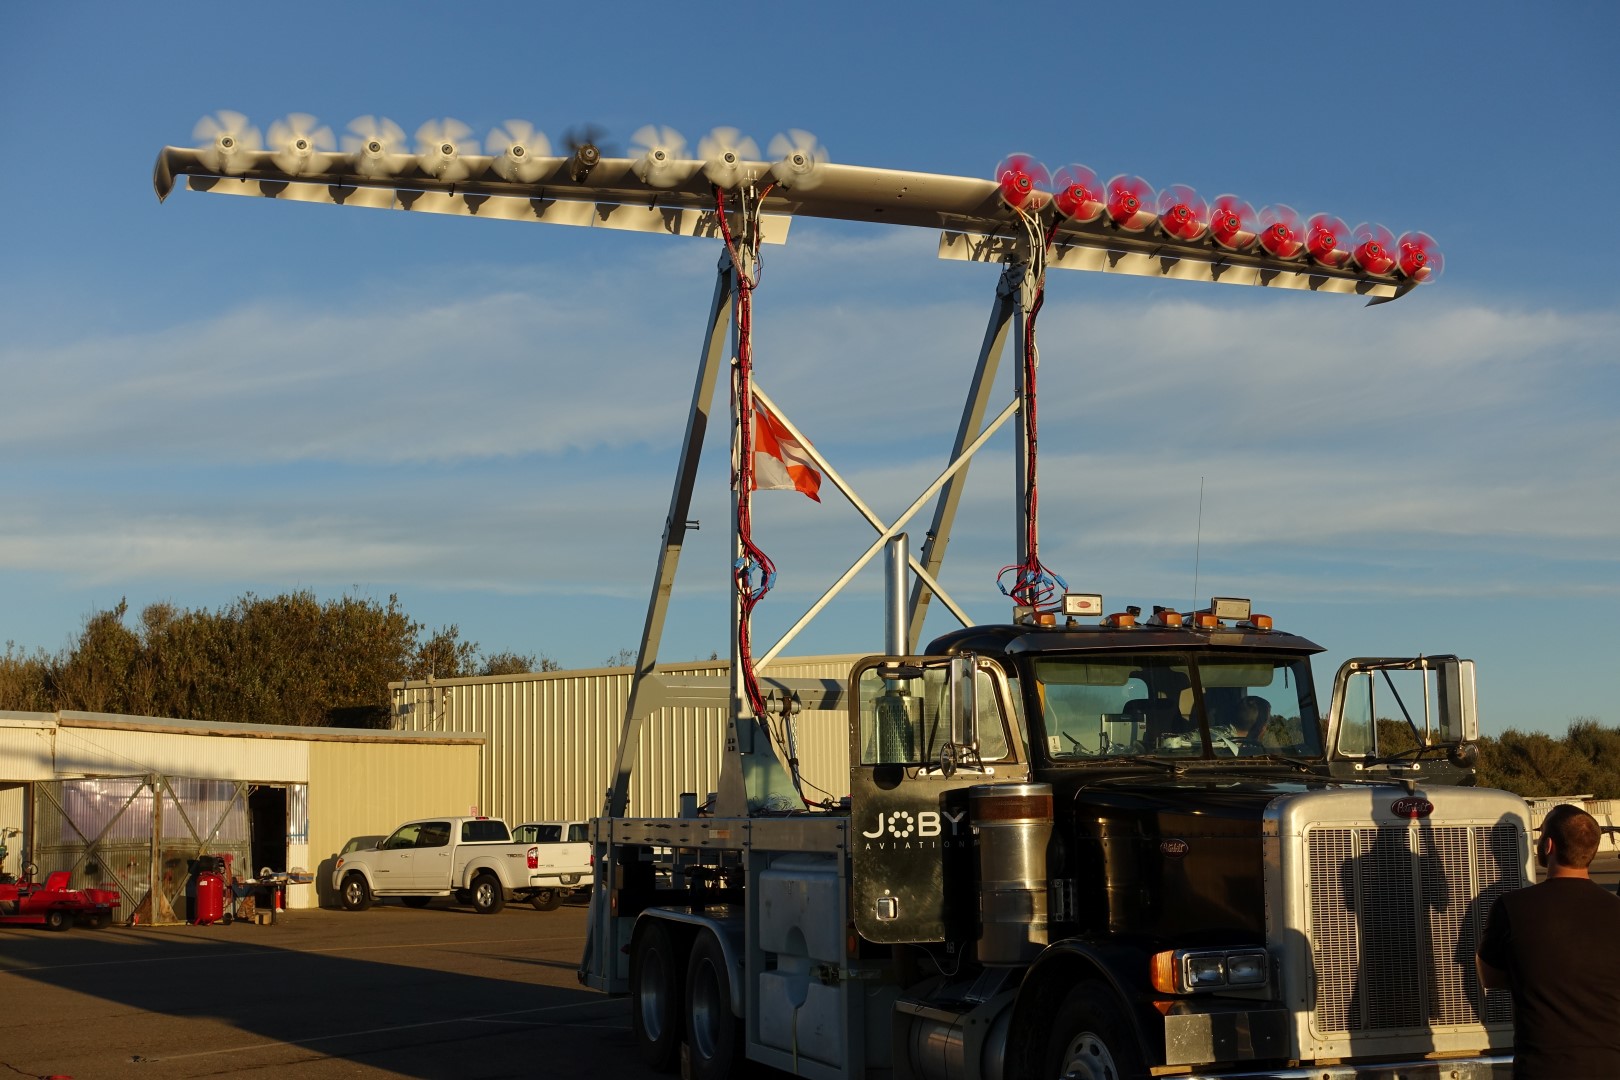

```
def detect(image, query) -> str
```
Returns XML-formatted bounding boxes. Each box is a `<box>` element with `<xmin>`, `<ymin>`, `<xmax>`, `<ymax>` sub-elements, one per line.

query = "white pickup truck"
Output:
<box><xmin>333</xmin><ymin>816</ymin><xmax>559</xmax><ymax>915</ymax></box>
<box><xmin>511</xmin><ymin>821</ymin><xmax>591</xmax><ymax>910</ymax></box>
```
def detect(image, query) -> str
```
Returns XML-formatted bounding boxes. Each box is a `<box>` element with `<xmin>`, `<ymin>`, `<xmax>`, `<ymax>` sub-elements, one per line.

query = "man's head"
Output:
<box><xmin>1538</xmin><ymin>803</ymin><xmax>1601</xmax><ymax>870</ymax></box>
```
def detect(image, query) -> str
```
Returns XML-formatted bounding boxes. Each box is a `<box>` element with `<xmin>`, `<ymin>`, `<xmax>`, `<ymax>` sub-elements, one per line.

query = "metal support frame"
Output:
<box><xmin>608</xmin><ymin>252</ymin><xmax>1031</xmax><ymax>819</ymax></box>
<box><xmin>906</xmin><ymin>262</ymin><xmax>1024</xmax><ymax>650</ymax></box>
<box><xmin>603</xmin><ymin>250</ymin><xmax>734</xmax><ymax>821</ymax></box>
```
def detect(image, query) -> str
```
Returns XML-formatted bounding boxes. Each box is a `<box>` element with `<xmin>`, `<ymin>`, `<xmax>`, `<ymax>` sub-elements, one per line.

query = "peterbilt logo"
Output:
<box><xmin>1160</xmin><ymin>838</ymin><xmax>1190</xmax><ymax>858</ymax></box>
<box><xmin>1391</xmin><ymin>797</ymin><xmax>1435</xmax><ymax>819</ymax></box>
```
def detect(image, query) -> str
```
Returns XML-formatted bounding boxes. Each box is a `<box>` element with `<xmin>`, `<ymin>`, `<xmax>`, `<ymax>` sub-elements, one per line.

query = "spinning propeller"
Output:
<box><xmin>1209</xmin><ymin>195</ymin><xmax>1257</xmax><ymax>251</ymax></box>
<box><xmin>768</xmin><ymin>129</ymin><xmax>829</xmax><ymax>190</ymax></box>
<box><xmin>1257</xmin><ymin>204</ymin><xmax>1305</xmax><ymax>259</ymax></box>
<box><xmin>995</xmin><ymin>154</ymin><xmax>1049</xmax><ymax>212</ymax></box>
<box><xmin>630</xmin><ymin>125</ymin><xmax>690</xmax><ymax>189</ymax></box>
<box><xmin>1157</xmin><ymin>185</ymin><xmax>1209</xmax><ymax>242</ymax></box>
<box><xmin>1350</xmin><ymin>223</ymin><xmax>1397</xmax><ymax>276</ymax></box>
<box><xmin>1306</xmin><ymin>213</ymin><xmax>1350</xmax><ymax>267</ymax></box>
<box><xmin>343</xmin><ymin>116</ymin><xmax>409</xmax><ymax>178</ymax></box>
<box><xmin>486</xmin><ymin>120</ymin><xmax>551</xmax><ymax>184</ymax></box>
<box><xmin>1104</xmin><ymin>174</ymin><xmax>1155</xmax><ymax>232</ymax></box>
<box><xmin>1050</xmin><ymin>165</ymin><xmax>1103</xmax><ymax>223</ymax></box>
<box><xmin>267</xmin><ymin>114</ymin><xmax>334</xmax><ymax>177</ymax></box>
<box><xmin>194</xmin><ymin>111</ymin><xmax>261</xmax><ymax>175</ymax></box>
<box><xmin>1397</xmin><ymin>231</ymin><xmax>1443</xmax><ymax>282</ymax></box>
<box><xmin>415</xmin><ymin>118</ymin><xmax>476</xmax><ymax>182</ymax></box>
<box><xmin>698</xmin><ymin>127</ymin><xmax>759</xmax><ymax>190</ymax></box>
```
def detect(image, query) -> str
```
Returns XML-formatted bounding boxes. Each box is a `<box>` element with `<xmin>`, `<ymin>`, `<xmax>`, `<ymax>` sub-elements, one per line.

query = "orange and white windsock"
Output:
<box><xmin>751</xmin><ymin>393</ymin><xmax>822</xmax><ymax>502</ymax></box>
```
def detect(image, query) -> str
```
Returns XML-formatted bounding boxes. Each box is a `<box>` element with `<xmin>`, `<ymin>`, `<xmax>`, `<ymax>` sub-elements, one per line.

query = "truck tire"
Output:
<box><xmin>470</xmin><ymin>873</ymin><xmax>505</xmax><ymax>915</ymax></box>
<box><xmin>44</xmin><ymin>909</ymin><xmax>71</xmax><ymax>932</ymax></box>
<box><xmin>1043</xmin><ymin>982</ymin><xmax>1146</xmax><ymax>1080</ymax></box>
<box><xmin>684</xmin><ymin>931</ymin><xmax>742</xmax><ymax>1080</ymax></box>
<box><xmin>400</xmin><ymin>896</ymin><xmax>431</xmax><ymax>908</ymax></box>
<box><xmin>454</xmin><ymin>889</ymin><xmax>473</xmax><ymax>905</ymax></box>
<box><xmin>340</xmin><ymin>872</ymin><xmax>372</xmax><ymax>912</ymax></box>
<box><xmin>529</xmin><ymin>888</ymin><xmax>563</xmax><ymax>912</ymax></box>
<box><xmin>631</xmin><ymin>920</ymin><xmax>683</xmax><ymax>1072</ymax></box>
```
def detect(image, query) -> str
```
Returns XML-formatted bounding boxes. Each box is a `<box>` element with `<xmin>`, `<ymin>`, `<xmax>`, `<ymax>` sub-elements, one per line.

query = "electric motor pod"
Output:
<box><xmin>970</xmin><ymin>782</ymin><xmax>1054</xmax><ymax>965</ymax></box>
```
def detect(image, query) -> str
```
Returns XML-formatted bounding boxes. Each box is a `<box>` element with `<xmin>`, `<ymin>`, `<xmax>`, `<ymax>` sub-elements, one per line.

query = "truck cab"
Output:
<box><xmin>845</xmin><ymin>596</ymin><xmax>1519</xmax><ymax>1079</ymax></box>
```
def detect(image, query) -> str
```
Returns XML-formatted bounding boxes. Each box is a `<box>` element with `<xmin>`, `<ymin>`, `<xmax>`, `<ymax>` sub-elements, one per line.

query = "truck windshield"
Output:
<box><xmin>1033</xmin><ymin>652</ymin><xmax>1323</xmax><ymax>762</ymax></box>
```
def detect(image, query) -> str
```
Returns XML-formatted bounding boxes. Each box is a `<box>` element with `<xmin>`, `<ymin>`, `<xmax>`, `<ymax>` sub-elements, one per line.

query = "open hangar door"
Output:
<box><xmin>28</xmin><ymin>775</ymin><xmax>303</xmax><ymax>924</ymax></box>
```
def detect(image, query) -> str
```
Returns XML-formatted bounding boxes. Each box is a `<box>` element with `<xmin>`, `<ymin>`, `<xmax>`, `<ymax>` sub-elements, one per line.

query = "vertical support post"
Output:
<box><xmin>905</xmin><ymin>262</ymin><xmax>1022</xmax><ymax>651</ymax></box>
<box><xmin>1012</xmin><ymin>264</ymin><xmax>1035</xmax><ymax>573</ymax></box>
<box><xmin>602</xmin><ymin>250</ymin><xmax>735</xmax><ymax>821</ymax></box>
<box><xmin>886</xmin><ymin>534</ymin><xmax>910</xmax><ymax>656</ymax></box>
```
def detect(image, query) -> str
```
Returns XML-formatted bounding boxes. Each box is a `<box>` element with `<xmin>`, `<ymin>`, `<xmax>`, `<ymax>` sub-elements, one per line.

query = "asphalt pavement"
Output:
<box><xmin>0</xmin><ymin>897</ymin><xmax>641</xmax><ymax>1080</ymax></box>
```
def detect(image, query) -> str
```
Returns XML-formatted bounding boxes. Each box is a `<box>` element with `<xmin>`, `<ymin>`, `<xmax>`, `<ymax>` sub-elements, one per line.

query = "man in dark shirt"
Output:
<box><xmin>1477</xmin><ymin>803</ymin><xmax>1620</xmax><ymax>1079</ymax></box>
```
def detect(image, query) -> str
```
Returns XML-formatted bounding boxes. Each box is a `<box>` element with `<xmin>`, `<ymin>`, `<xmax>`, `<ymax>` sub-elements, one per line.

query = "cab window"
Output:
<box><xmin>382</xmin><ymin>823</ymin><xmax>423</xmax><ymax>850</ymax></box>
<box><xmin>416</xmin><ymin>822</ymin><xmax>452</xmax><ymax>848</ymax></box>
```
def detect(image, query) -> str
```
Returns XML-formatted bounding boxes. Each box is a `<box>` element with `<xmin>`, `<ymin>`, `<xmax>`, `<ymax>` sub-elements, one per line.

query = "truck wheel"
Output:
<box><xmin>87</xmin><ymin>911</ymin><xmax>113</xmax><ymax>930</ymax></box>
<box><xmin>340</xmin><ymin>873</ymin><xmax>372</xmax><ymax>912</ymax></box>
<box><xmin>44</xmin><ymin>909</ymin><xmax>71</xmax><ymax>932</ymax></box>
<box><xmin>1043</xmin><ymin>982</ymin><xmax>1145</xmax><ymax>1080</ymax></box>
<box><xmin>529</xmin><ymin>888</ymin><xmax>564</xmax><ymax>912</ymax></box>
<box><xmin>630</xmin><ymin>920</ymin><xmax>683</xmax><ymax>1072</ymax></box>
<box><xmin>400</xmin><ymin>896</ymin><xmax>431</xmax><ymax>908</ymax></box>
<box><xmin>684</xmin><ymin>931</ymin><xmax>742</xmax><ymax>1080</ymax></box>
<box><xmin>470</xmin><ymin>873</ymin><xmax>505</xmax><ymax>915</ymax></box>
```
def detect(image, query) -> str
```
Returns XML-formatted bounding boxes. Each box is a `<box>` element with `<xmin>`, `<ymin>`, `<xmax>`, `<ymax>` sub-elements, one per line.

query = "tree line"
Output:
<box><xmin>3</xmin><ymin>594</ymin><xmax>1616</xmax><ymax>799</ymax></box>
<box><xmin>0</xmin><ymin>592</ymin><xmax>546</xmax><ymax>728</ymax></box>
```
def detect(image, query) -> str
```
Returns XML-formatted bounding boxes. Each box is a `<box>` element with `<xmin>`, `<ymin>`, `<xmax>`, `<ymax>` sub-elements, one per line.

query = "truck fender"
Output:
<box><xmin>1007</xmin><ymin>939</ymin><xmax>1159</xmax><ymax>1075</ymax></box>
<box><xmin>637</xmin><ymin>908</ymin><xmax>747</xmax><ymax>1020</ymax></box>
<box><xmin>459</xmin><ymin>857</ymin><xmax>511</xmax><ymax>891</ymax></box>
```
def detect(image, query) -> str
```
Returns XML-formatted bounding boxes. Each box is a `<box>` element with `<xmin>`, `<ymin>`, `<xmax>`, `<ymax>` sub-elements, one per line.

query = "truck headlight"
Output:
<box><xmin>1151</xmin><ymin>948</ymin><xmax>1271</xmax><ymax>994</ymax></box>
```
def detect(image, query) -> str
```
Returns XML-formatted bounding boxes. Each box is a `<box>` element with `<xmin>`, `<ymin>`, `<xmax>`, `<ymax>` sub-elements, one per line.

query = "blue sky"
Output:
<box><xmin>2</xmin><ymin>3</ymin><xmax>1616</xmax><ymax>737</ymax></box>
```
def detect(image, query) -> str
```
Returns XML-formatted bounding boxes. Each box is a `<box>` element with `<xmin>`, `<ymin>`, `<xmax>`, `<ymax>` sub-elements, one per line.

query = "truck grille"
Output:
<box><xmin>1306</xmin><ymin>823</ymin><xmax>1518</xmax><ymax>1034</ymax></box>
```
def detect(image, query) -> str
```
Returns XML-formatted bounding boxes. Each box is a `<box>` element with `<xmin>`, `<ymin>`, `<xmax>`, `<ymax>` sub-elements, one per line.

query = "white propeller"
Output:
<box><xmin>697</xmin><ymin>126</ymin><xmax>759</xmax><ymax>190</ymax></box>
<box><xmin>267</xmin><ymin>113</ymin><xmax>334</xmax><ymax>176</ymax></box>
<box><xmin>193</xmin><ymin>110</ymin><xmax>262</xmax><ymax>175</ymax></box>
<box><xmin>629</xmin><ymin>124</ymin><xmax>691</xmax><ymax>189</ymax></box>
<box><xmin>342</xmin><ymin>116</ymin><xmax>409</xmax><ymax>178</ymax></box>
<box><xmin>415</xmin><ymin>118</ymin><xmax>475</xmax><ymax>182</ymax></box>
<box><xmin>486</xmin><ymin>120</ymin><xmax>551</xmax><ymax>183</ymax></box>
<box><xmin>767</xmin><ymin>129</ymin><xmax>829</xmax><ymax>190</ymax></box>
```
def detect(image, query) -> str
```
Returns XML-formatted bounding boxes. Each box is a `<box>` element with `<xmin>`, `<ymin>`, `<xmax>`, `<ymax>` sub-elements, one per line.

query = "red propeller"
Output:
<box><xmin>1306</xmin><ymin>213</ymin><xmax>1350</xmax><ymax>267</ymax></box>
<box><xmin>996</xmin><ymin>154</ymin><xmax>1050</xmax><ymax>212</ymax></box>
<box><xmin>1209</xmin><ymin>194</ymin><xmax>1257</xmax><ymax>251</ymax></box>
<box><xmin>1397</xmin><ymin>231</ymin><xmax>1444</xmax><ymax>282</ymax></box>
<box><xmin>1157</xmin><ymin>184</ymin><xmax>1208</xmax><ymax>242</ymax></box>
<box><xmin>1105</xmin><ymin>174</ymin><xmax>1155</xmax><ymax>232</ymax></box>
<box><xmin>1050</xmin><ymin>164</ymin><xmax>1103</xmax><ymax>223</ymax></box>
<box><xmin>1349</xmin><ymin>223</ymin><xmax>1397</xmax><ymax>276</ymax></box>
<box><xmin>1257</xmin><ymin>204</ymin><xmax>1305</xmax><ymax>259</ymax></box>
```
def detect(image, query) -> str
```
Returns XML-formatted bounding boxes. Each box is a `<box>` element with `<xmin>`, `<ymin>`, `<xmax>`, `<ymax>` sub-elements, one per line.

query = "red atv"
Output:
<box><xmin>0</xmin><ymin>865</ymin><xmax>120</xmax><ymax>931</ymax></box>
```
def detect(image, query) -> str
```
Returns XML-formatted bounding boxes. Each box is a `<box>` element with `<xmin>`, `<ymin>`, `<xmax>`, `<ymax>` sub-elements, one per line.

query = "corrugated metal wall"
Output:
<box><xmin>390</xmin><ymin>657</ymin><xmax>860</xmax><ymax>824</ymax></box>
<box><xmin>0</xmin><ymin>714</ymin><xmax>59</xmax><ymax>780</ymax></box>
<box><xmin>306</xmin><ymin>739</ymin><xmax>484</xmax><ymax>906</ymax></box>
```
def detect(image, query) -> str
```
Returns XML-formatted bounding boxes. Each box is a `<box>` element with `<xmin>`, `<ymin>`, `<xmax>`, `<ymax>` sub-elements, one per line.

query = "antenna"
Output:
<box><xmin>1191</xmin><ymin>476</ymin><xmax>1205</xmax><ymax>611</ymax></box>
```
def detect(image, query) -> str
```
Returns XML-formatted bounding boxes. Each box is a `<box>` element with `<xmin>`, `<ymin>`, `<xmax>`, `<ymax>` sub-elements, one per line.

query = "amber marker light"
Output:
<box><xmin>1151</xmin><ymin>950</ymin><xmax>1179</xmax><ymax>993</ymax></box>
<box><xmin>1104</xmin><ymin>612</ymin><xmax>1137</xmax><ymax>628</ymax></box>
<box><xmin>1249</xmin><ymin>614</ymin><xmax>1273</xmax><ymax>631</ymax></box>
<box><xmin>1192</xmin><ymin>612</ymin><xmax>1219</xmax><ymax>629</ymax></box>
